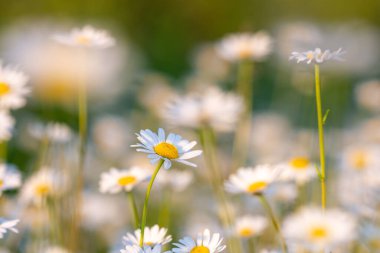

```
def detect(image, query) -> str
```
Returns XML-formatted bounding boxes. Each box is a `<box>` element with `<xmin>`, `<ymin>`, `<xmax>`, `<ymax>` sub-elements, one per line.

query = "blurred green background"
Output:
<box><xmin>0</xmin><ymin>0</ymin><xmax>379</xmax><ymax>77</ymax></box>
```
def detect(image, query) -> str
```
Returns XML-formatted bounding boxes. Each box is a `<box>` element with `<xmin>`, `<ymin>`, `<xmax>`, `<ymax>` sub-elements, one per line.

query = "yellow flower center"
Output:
<box><xmin>35</xmin><ymin>184</ymin><xmax>51</xmax><ymax>196</ymax></box>
<box><xmin>0</xmin><ymin>179</ymin><xmax>3</xmax><ymax>187</ymax></box>
<box><xmin>154</xmin><ymin>142</ymin><xmax>179</xmax><ymax>159</ymax></box>
<box><xmin>118</xmin><ymin>176</ymin><xmax>137</xmax><ymax>186</ymax></box>
<box><xmin>239</xmin><ymin>47</ymin><xmax>252</xmax><ymax>59</ymax></box>
<box><xmin>306</xmin><ymin>52</ymin><xmax>314</xmax><ymax>60</ymax></box>
<box><xmin>351</xmin><ymin>152</ymin><xmax>368</xmax><ymax>169</ymax></box>
<box><xmin>0</xmin><ymin>82</ymin><xmax>10</xmax><ymax>96</ymax></box>
<box><xmin>239</xmin><ymin>228</ymin><xmax>254</xmax><ymax>237</ymax></box>
<box><xmin>76</xmin><ymin>35</ymin><xmax>90</xmax><ymax>45</ymax></box>
<box><xmin>145</xmin><ymin>242</ymin><xmax>154</xmax><ymax>246</ymax></box>
<box><xmin>247</xmin><ymin>181</ymin><xmax>268</xmax><ymax>193</ymax></box>
<box><xmin>190</xmin><ymin>246</ymin><xmax>210</xmax><ymax>253</ymax></box>
<box><xmin>290</xmin><ymin>157</ymin><xmax>310</xmax><ymax>170</ymax></box>
<box><xmin>309</xmin><ymin>226</ymin><xmax>328</xmax><ymax>240</ymax></box>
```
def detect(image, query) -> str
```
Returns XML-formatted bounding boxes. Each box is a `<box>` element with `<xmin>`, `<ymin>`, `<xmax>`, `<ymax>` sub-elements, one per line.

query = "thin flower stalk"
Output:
<box><xmin>314</xmin><ymin>64</ymin><xmax>327</xmax><ymax>209</ymax></box>
<box><xmin>233</xmin><ymin>60</ymin><xmax>254</xmax><ymax>170</ymax></box>
<box><xmin>128</xmin><ymin>191</ymin><xmax>140</xmax><ymax>229</ymax></box>
<box><xmin>139</xmin><ymin>159</ymin><xmax>164</xmax><ymax>246</ymax></box>
<box><xmin>257</xmin><ymin>194</ymin><xmax>288</xmax><ymax>253</ymax></box>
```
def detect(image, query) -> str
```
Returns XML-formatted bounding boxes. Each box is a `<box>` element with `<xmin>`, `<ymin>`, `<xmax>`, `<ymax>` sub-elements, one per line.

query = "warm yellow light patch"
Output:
<box><xmin>0</xmin><ymin>179</ymin><xmax>3</xmax><ymax>187</ymax></box>
<box><xmin>154</xmin><ymin>142</ymin><xmax>179</xmax><ymax>159</ymax></box>
<box><xmin>35</xmin><ymin>183</ymin><xmax>51</xmax><ymax>196</ymax></box>
<box><xmin>0</xmin><ymin>82</ymin><xmax>10</xmax><ymax>96</ymax></box>
<box><xmin>239</xmin><ymin>228</ymin><xmax>254</xmax><ymax>237</ymax></box>
<box><xmin>247</xmin><ymin>181</ymin><xmax>267</xmax><ymax>193</ymax></box>
<box><xmin>309</xmin><ymin>226</ymin><xmax>328</xmax><ymax>240</ymax></box>
<box><xmin>351</xmin><ymin>152</ymin><xmax>368</xmax><ymax>169</ymax></box>
<box><xmin>290</xmin><ymin>157</ymin><xmax>310</xmax><ymax>170</ymax></box>
<box><xmin>118</xmin><ymin>176</ymin><xmax>137</xmax><ymax>186</ymax></box>
<box><xmin>190</xmin><ymin>246</ymin><xmax>210</xmax><ymax>253</ymax></box>
<box><xmin>238</xmin><ymin>47</ymin><xmax>252</xmax><ymax>59</ymax></box>
<box><xmin>306</xmin><ymin>52</ymin><xmax>314</xmax><ymax>60</ymax></box>
<box><xmin>76</xmin><ymin>35</ymin><xmax>90</xmax><ymax>45</ymax></box>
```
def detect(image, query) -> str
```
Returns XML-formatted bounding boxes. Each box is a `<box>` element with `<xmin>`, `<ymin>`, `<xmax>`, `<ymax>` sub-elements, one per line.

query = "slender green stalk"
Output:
<box><xmin>128</xmin><ymin>191</ymin><xmax>140</xmax><ymax>229</ymax></box>
<box><xmin>257</xmin><ymin>194</ymin><xmax>288</xmax><ymax>253</ymax></box>
<box><xmin>140</xmin><ymin>159</ymin><xmax>164</xmax><ymax>247</ymax></box>
<box><xmin>314</xmin><ymin>64</ymin><xmax>326</xmax><ymax>209</ymax></box>
<box><xmin>247</xmin><ymin>237</ymin><xmax>256</xmax><ymax>253</ymax></box>
<box><xmin>199</xmin><ymin>127</ymin><xmax>243</xmax><ymax>253</ymax></box>
<box><xmin>232</xmin><ymin>60</ymin><xmax>254</xmax><ymax>170</ymax></box>
<box><xmin>0</xmin><ymin>141</ymin><xmax>7</xmax><ymax>163</ymax></box>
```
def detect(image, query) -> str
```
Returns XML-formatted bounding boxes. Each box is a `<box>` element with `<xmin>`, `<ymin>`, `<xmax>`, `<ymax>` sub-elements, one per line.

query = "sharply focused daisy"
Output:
<box><xmin>0</xmin><ymin>110</ymin><xmax>14</xmax><ymax>142</ymax></box>
<box><xmin>121</xmin><ymin>244</ymin><xmax>166</xmax><ymax>253</ymax></box>
<box><xmin>163</xmin><ymin>86</ymin><xmax>243</xmax><ymax>132</ymax></box>
<box><xmin>20</xmin><ymin>168</ymin><xmax>60</xmax><ymax>205</ymax></box>
<box><xmin>225</xmin><ymin>165</ymin><xmax>281</xmax><ymax>195</ymax></box>
<box><xmin>0</xmin><ymin>218</ymin><xmax>19</xmax><ymax>239</ymax></box>
<box><xmin>0</xmin><ymin>164</ymin><xmax>21</xmax><ymax>195</ymax></box>
<box><xmin>100</xmin><ymin>167</ymin><xmax>151</xmax><ymax>194</ymax></box>
<box><xmin>131</xmin><ymin>128</ymin><xmax>202</xmax><ymax>169</ymax></box>
<box><xmin>282</xmin><ymin>206</ymin><xmax>356</xmax><ymax>251</ymax></box>
<box><xmin>172</xmin><ymin>229</ymin><xmax>226</xmax><ymax>253</ymax></box>
<box><xmin>53</xmin><ymin>25</ymin><xmax>115</xmax><ymax>49</ymax></box>
<box><xmin>278</xmin><ymin>156</ymin><xmax>317</xmax><ymax>185</ymax></box>
<box><xmin>0</xmin><ymin>62</ymin><xmax>29</xmax><ymax>110</ymax></box>
<box><xmin>123</xmin><ymin>225</ymin><xmax>172</xmax><ymax>247</ymax></box>
<box><xmin>234</xmin><ymin>215</ymin><xmax>268</xmax><ymax>238</ymax></box>
<box><xmin>289</xmin><ymin>48</ymin><xmax>345</xmax><ymax>64</ymax></box>
<box><xmin>217</xmin><ymin>32</ymin><xmax>273</xmax><ymax>62</ymax></box>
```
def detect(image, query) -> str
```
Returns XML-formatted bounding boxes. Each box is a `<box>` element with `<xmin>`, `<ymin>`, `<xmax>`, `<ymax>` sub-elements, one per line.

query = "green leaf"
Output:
<box><xmin>323</xmin><ymin>109</ymin><xmax>331</xmax><ymax>125</ymax></box>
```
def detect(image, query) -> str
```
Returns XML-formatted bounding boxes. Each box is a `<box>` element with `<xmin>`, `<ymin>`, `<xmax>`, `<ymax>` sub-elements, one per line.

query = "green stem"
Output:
<box><xmin>232</xmin><ymin>60</ymin><xmax>254</xmax><ymax>170</ymax></box>
<box><xmin>257</xmin><ymin>194</ymin><xmax>288</xmax><ymax>253</ymax></box>
<box><xmin>139</xmin><ymin>159</ymin><xmax>164</xmax><ymax>246</ymax></box>
<box><xmin>0</xmin><ymin>141</ymin><xmax>7</xmax><ymax>163</ymax></box>
<box><xmin>314</xmin><ymin>64</ymin><xmax>326</xmax><ymax>210</ymax></box>
<box><xmin>247</xmin><ymin>237</ymin><xmax>256</xmax><ymax>253</ymax></box>
<box><xmin>128</xmin><ymin>191</ymin><xmax>140</xmax><ymax>229</ymax></box>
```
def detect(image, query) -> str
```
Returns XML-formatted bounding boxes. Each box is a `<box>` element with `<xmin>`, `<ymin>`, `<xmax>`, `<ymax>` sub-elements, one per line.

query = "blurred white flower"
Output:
<box><xmin>260</xmin><ymin>250</ymin><xmax>280</xmax><ymax>253</ymax></box>
<box><xmin>163</xmin><ymin>86</ymin><xmax>243</xmax><ymax>132</ymax></box>
<box><xmin>121</xmin><ymin>244</ymin><xmax>164</xmax><ymax>253</ymax></box>
<box><xmin>0</xmin><ymin>164</ymin><xmax>21</xmax><ymax>194</ymax></box>
<box><xmin>340</xmin><ymin>145</ymin><xmax>380</xmax><ymax>171</ymax></box>
<box><xmin>0</xmin><ymin>111</ymin><xmax>14</xmax><ymax>142</ymax></box>
<box><xmin>0</xmin><ymin>219</ymin><xmax>19</xmax><ymax>239</ymax></box>
<box><xmin>53</xmin><ymin>25</ymin><xmax>115</xmax><ymax>49</ymax></box>
<box><xmin>43</xmin><ymin>246</ymin><xmax>70</xmax><ymax>253</ymax></box>
<box><xmin>131</xmin><ymin>128</ymin><xmax>202</xmax><ymax>169</ymax></box>
<box><xmin>0</xmin><ymin>62</ymin><xmax>29</xmax><ymax>110</ymax></box>
<box><xmin>278</xmin><ymin>156</ymin><xmax>317</xmax><ymax>185</ymax></box>
<box><xmin>289</xmin><ymin>48</ymin><xmax>345</xmax><ymax>64</ymax></box>
<box><xmin>217</xmin><ymin>32</ymin><xmax>272</xmax><ymax>62</ymax></box>
<box><xmin>268</xmin><ymin>183</ymin><xmax>298</xmax><ymax>203</ymax></box>
<box><xmin>123</xmin><ymin>225</ymin><xmax>172</xmax><ymax>247</ymax></box>
<box><xmin>225</xmin><ymin>165</ymin><xmax>281</xmax><ymax>195</ymax></box>
<box><xmin>155</xmin><ymin>169</ymin><xmax>193</xmax><ymax>192</ymax></box>
<box><xmin>282</xmin><ymin>207</ymin><xmax>356</xmax><ymax>251</ymax></box>
<box><xmin>172</xmin><ymin>229</ymin><xmax>226</xmax><ymax>253</ymax></box>
<box><xmin>234</xmin><ymin>215</ymin><xmax>268</xmax><ymax>238</ymax></box>
<box><xmin>29</xmin><ymin>122</ymin><xmax>72</xmax><ymax>143</ymax></box>
<box><xmin>355</xmin><ymin>80</ymin><xmax>380</xmax><ymax>113</ymax></box>
<box><xmin>21</xmin><ymin>168</ymin><xmax>61</xmax><ymax>205</ymax></box>
<box><xmin>99</xmin><ymin>167</ymin><xmax>151</xmax><ymax>194</ymax></box>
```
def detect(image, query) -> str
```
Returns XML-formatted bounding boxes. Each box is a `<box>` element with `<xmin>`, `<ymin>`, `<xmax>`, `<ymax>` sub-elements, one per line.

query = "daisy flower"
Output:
<box><xmin>0</xmin><ymin>111</ymin><xmax>14</xmax><ymax>142</ymax></box>
<box><xmin>217</xmin><ymin>32</ymin><xmax>273</xmax><ymax>62</ymax></box>
<box><xmin>0</xmin><ymin>164</ymin><xmax>21</xmax><ymax>195</ymax></box>
<box><xmin>123</xmin><ymin>225</ymin><xmax>172</xmax><ymax>247</ymax></box>
<box><xmin>0</xmin><ymin>219</ymin><xmax>19</xmax><ymax>239</ymax></box>
<box><xmin>172</xmin><ymin>229</ymin><xmax>226</xmax><ymax>253</ymax></box>
<box><xmin>20</xmin><ymin>168</ymin><xmax>60</xmax><ymax>205</ymax></box>
<box><xmin>163</xmin><ymin>86</ymin><xmax>243</xmax><ymax>132</ymax></box>
<box><xmin>0</xmin><ymin>62</ymin><xmax>29</xmax><ymax>110</ymax></box>
<box><xmin>340</xmin><ymin>145</ymin><xmax>380</xmax><ymax>171</ymax></box>
<box><xmin>131</xmin><ymin>128</ymin><xmax>202</xmax><ymax>169</ymax></box>
<box><xmin>225</xmin><ymin>165</ymin><xmax>281</xmax><ymax>195</ymax></box>
<box><xmin>289</xmin><ymin>48</ymin><xmax>345</xmax><ymax>64</ymax></box>
<box><xmin>121</xmin><ymin>244</ymin><xmax>165</xmax><ymax>253</ymax></box>
<box><xmin>29</xmin><ymin>122</ymin><xmax>72</xmax><ymax>143</ymax></box>
<box><xmin>99</xmin><ymin>167</ymin><xmax>151</xmax><ymax>194</ymax></box>
<box><xmin>282</xmin><ymin>206</ymin><xmax>357</xmax><ymax>251</ymax></box>
<box><xmin>234</xmin><ymin>215</ymin><xmax>268</xmax><ymax>238</ymax></box>
<box><xmin>278</xmin><ymin>156</ymin><xmax>317</xmax><ymax>185</ymax></box>
<box><xmin>53</xmin><ymin>25</ymin><xmax>115</xmax><ymax>49</ymax></box>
